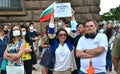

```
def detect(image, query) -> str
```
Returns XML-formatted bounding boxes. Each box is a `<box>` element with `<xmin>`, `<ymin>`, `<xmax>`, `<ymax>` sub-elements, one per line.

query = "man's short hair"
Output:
<box><xmin>59</xmin><ymin>18</ymin><xmax>67</xmax><ymax>24</ymax></box>
<box><xmin>77</xmin><ymin>23</ymin><xmax>85</xmax><ymax>27</ymax></box>
<box><xmin>106</xmin><ymin>22</ymin><xmax>111</xmax><ymax>25</ymax></box>
<box><xmin>29</xmin><ymin>22</ymin><xmax>34</xmax><ymax>26</ymax></box>
<box><xmin>85</xmin><ymin>19</ymin><xmax>98</xmax><ymax>26</ymax></box>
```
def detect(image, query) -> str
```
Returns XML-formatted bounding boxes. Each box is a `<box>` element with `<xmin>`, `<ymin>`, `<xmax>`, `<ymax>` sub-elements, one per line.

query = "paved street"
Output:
<box><xmin>32</xmin><ymin>59</ymin><xmax>42</xmax><ymax>74</ymax></box>
<box><xmin>32</xmin><ymin>59</ymin><xmax>117</xmax><ymax>74</ymax></box>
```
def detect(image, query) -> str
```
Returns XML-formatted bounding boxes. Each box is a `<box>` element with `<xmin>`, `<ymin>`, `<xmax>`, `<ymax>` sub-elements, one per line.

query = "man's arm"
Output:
<box><xmin>76</xmin><ymin>50</ymin><xmax>93</xmax><ymax>58</ymax></box>
<box><xmin>85</xmin><ymin>34</ymin><xmax>108</xmax><ymax>57</ymax></box>
<box><xmin>112</xmin><ymin>56</ymin><xmax>119</xmax><ymax>72</ymax></box>
<box><xmin>85</xmin><ymin>46</ymin><xmax>105</xmax><ymax>57</ymax></box>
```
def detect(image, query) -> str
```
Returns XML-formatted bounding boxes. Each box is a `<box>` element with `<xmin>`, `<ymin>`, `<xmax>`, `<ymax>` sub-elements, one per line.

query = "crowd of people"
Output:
<box><xmin>0</xmin><ymin>9</ymin><xmax>120</xmax><ymax>74</ymax></box>
<box><xmin>0</xmin><ymin>22</ymin><xmax>38</xmax><ymax>74</ymax></box>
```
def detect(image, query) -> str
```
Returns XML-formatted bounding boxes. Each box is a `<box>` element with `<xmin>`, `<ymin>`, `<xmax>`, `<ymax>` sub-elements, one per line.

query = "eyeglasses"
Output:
<box><xmin>58</xmin><ymin>34</ymin><xmax>67</xmax><ymax>37</ymax></box>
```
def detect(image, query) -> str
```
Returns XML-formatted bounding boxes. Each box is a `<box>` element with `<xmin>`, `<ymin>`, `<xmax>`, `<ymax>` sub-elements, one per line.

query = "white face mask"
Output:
<box><xmin>29</xmin><ymin>26</ymin><xmax>34</xmax><ymax>30</ymax></box>
<box><xmin>13</xmin><ymin>30</ymin><xmax>20</xmax><ymax>37</ymax></box>
<box><xmin>22</xmin><ymin>32</ymin><xmax>26</xmax><ymax>36</ymax></box>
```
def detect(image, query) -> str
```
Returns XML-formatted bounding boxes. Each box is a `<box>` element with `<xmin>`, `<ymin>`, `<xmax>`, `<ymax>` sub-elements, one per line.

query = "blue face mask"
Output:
<box><xmin>57</xmin><ymin>22</ymin><xmax>62</xmax><ymax>27</ymax></box>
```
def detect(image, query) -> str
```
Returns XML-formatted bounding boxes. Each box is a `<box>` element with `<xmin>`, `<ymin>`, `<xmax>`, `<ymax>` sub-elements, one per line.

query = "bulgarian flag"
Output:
<box><xmin>39</xmin><ymin>2</ymin><xmax>56</xmax><ymax>23</ymax></box>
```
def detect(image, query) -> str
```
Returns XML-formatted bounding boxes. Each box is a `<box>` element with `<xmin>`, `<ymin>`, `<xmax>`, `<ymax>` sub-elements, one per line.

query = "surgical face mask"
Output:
<box><xmin>4</xmin><ymin>30</ymin><xmax>9</xmax><ymax>34</ymax></box>
<box><xmin>13</xmin><ymin>30</ymin><xmax>20</xmax><ymax>37</ymax></box>
<box><xmin>29</xmin><ymin>26</ymin><xmax>34</xmax><ymax>30</ymax></box>
<box><xmin>57</xmin><ymin>22</ymin><xmax>62</xmax><ymax>27</ymax></box>
<box><xmin>22</xmin><ymin>32</ymin><xmax>26</xmax><ymax>36</ymax></box>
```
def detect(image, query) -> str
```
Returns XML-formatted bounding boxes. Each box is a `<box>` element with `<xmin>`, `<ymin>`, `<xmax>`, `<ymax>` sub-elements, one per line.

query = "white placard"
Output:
<box><xmin>54</xmin><ymin>3</ymin><xmax>72</xmax><ymax>18</ymax></box>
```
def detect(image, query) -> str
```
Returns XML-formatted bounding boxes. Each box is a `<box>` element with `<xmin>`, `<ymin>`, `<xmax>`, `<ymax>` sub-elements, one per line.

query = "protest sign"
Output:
<box><xmin>54</xmin><ymin>3</ymin><xmax>72</xmax><ymax>18</ymax></box>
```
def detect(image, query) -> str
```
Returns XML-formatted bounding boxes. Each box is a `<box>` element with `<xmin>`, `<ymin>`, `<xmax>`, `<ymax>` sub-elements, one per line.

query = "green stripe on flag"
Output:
<box><xmin>39</xmin><ymin>7</ymin><xmax>53</xmax><ymax>18</ymax></box>
<box><xmin>39</xmin><ymin>13</ymin><xmax>52</xmax><ymax>23</ymax></box>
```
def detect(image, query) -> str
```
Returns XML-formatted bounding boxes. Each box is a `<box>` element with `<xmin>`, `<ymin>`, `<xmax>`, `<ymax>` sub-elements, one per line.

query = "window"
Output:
<box><xmin>0</xmin><ymin>0</ymin><xmax>26</xmax><ymax>15</ymax></box>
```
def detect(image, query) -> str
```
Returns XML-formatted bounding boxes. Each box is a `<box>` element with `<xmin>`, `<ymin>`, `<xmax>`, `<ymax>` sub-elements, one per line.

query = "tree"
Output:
<box><xmin>101</xmin><ymin>5</ymin><xmax>120</xmax><ymax>21</ymax></box>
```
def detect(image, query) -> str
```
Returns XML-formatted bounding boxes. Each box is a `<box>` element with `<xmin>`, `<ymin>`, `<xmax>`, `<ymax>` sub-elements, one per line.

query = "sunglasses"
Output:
<box><xmin>58</xmin><ymin>34</ymin><xmax>67</xmax><ymax>37</ymax></box>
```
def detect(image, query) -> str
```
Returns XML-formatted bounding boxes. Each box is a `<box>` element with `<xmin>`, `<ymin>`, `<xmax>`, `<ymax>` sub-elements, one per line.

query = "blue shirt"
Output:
<box><xmin>0</xmin><ymin>36</ymin><xmax>9</xmax><ymax>57</ymax></box>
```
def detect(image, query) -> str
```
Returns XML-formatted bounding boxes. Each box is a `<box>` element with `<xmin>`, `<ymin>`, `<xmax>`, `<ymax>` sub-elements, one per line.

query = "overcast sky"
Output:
<box><xmin>100</xmin><ymin>0</ymin><xmax>120</xmax><ymax>14</ymax></box>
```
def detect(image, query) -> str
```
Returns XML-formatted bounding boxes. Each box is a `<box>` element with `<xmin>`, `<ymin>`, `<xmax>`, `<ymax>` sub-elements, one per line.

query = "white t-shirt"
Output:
<box><xmin>99</xmin><ymin>29</ymin><xmax>105</xmax><ymax>33</ymax></box>
<box><xmin>54</xmin><ymin>43</ymin><xmax>71</xmax><ymax>71</ymax></box>
<box><xmin>109</xmin><ymin>35</ymin><xmax>115</xmax><ymax>50</ymax></box>
<box><xmin>65</xmin><ymin>27</ymin><xmax>70</xmax><ymax>34</ymax></box>
<box><xmin>76</xmin><ymin>33</ymin><xmax>108</xmax><ymax>73</ymax></box>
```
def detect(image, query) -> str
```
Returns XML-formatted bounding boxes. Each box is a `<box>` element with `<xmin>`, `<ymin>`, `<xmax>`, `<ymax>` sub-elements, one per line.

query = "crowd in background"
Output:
<box><xmin>0</xmin><ymin>9</ymin><xmax>120</xmax><ymax>74</ymax></box>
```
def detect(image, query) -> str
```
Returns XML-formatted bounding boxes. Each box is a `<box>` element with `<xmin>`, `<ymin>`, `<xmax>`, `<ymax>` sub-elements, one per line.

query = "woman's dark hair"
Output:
<box><xmin>105</xmin><ymin>28</ymin><xmax>113</xmax><ymax>41</ymax></box>
<box><xmin>44</xmin><ymin>25</ymin><xmax>49</xmax><ymax>44</ymax></box>
<box><xmin>9</xmin><ymin>25</ymin><xmax>23</xmax><ymax>44</ymax></box>
<box><xmin>106</xmin><ymin>22</ymin><xmax>111</xmax><ymax>25</ymax></box>
<box><xmin>21</xmin><ymin>23</ymin><xmax>27</xmax><ymax>27</ymax></box>
<box><xmin>99</xmin><ymin>24</ymin><xmax>105</xmax><ymax>30</ymax></box>
<box><xmin>20</xmin><ymin>23</ymin><xmax>30</xmax><ymax>32</ymax></box>
<box><xmin>25</xmin><ymin>33</ymin><xmax>33</xmax><ymax>45</ymax></box>
<box><xmin>56</xmin><ymin>28</ymin><xmax>68</xmax><ymax>42</ymax></box>
<box><xmin>23</xmin><ymin>29</ymin><xmax>34</xmax><ymax>53</ymax></box>
<box><xmin>45</xmin><ymin>25</ymin><xmax>49</xmax><ymax>34</ymax></box>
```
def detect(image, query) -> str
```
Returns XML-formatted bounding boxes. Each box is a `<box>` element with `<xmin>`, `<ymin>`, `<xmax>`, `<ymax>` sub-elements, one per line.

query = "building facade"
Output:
<box><xmin>0</xmin><ymin>0</ymin><xmax>101</xmax><ymax>33</ymax></box>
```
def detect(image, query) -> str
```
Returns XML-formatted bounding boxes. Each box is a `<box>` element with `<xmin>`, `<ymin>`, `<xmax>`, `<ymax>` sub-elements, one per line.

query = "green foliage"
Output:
<box><xmin>101</xmin><ymin>5</ymin><xmax>120</xmax><ymax>21</ymax></box>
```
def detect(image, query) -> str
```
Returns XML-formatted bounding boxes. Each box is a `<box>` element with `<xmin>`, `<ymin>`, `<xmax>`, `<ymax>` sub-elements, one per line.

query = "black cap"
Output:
<box><xmin>20</xmin><ymin>24</ymin><xmax>26</xmax><ymax>28</ymax></box>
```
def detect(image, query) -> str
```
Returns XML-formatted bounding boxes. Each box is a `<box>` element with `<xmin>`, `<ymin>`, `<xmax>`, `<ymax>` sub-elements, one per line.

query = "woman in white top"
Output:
<box><xmin>48</xmin><ymin>14</ymin><xmax>77</xmax><ymax>74</ymax></box>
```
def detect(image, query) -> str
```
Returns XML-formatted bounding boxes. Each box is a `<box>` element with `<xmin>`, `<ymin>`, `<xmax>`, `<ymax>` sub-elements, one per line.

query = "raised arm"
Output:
<box><xmin>69</xmin><ymin>9</ymin><xmax>77</xmax><ymax>38</ymax></box>
<box><xmin>48</xmin><ymin>14</ymin><xmax>56</xmax><ymax>39</ymax></box>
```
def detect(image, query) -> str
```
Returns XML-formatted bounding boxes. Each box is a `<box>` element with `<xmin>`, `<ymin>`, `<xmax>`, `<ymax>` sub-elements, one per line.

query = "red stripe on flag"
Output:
<box><xmin>39</xmin><ymin>13</ymin><xmax>52</xmax><ymax>23</ymax></box>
